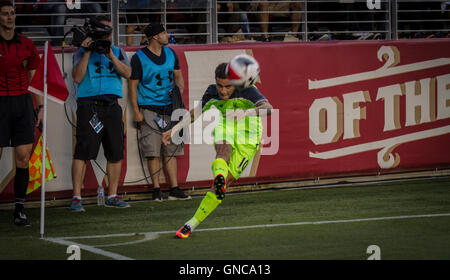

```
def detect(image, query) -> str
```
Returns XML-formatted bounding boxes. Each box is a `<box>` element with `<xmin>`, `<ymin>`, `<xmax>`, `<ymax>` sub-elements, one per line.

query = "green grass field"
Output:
<box><xmin>1</xmin><ymin>177</ymin><xmax>449</xmax><ymax>260</ymax></box>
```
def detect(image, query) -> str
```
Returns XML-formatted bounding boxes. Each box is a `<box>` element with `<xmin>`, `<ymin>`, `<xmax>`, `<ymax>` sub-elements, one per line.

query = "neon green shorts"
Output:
<box><xmin>213</xmin><ymin>117</ymin><xmax>262</xmax><ymax>179</ymax></box>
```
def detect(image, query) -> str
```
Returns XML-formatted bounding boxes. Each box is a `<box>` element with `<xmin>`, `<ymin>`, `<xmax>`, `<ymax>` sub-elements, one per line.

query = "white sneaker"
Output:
<box><xmin>283</xmin><ymin>33</ymin><xmax>300</xmax><ymax>42</ymax></box>
<box><xmin>317</xmin><ymin>34</ymin><xmax>330</xmax><ymax>41</ymax></box>
<box><xmin>357</xmin><ymin>32</ymin><xmax>374</xmax><ymax>40</ymax></box>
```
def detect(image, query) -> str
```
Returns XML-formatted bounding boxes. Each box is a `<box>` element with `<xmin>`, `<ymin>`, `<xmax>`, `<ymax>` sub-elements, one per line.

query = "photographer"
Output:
<box><xmin>70</xmin><ymin>15</ymin><xmax>131</xmax><ymax>211</ymax></box>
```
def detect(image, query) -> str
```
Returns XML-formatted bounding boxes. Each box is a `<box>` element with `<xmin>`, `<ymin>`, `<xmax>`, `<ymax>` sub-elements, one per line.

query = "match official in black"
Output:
<box><xmin>0</xmin><ymin>1</ymin><xmax>42</xmax><ymax>226</ymax></box>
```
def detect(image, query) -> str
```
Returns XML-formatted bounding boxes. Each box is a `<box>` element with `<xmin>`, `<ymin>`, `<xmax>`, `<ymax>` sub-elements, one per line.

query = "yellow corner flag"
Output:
<box><xmin>27</xmin><ymin>135</ymin><xmax>56</xmax><ymax>195</ymax></box>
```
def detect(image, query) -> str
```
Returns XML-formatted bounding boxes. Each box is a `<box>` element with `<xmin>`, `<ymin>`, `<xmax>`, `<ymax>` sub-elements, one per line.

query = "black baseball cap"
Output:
<box><xmin>144</xmin><ymin>22</ymin><xmax>165</xmax><ymax>38</ymax></box>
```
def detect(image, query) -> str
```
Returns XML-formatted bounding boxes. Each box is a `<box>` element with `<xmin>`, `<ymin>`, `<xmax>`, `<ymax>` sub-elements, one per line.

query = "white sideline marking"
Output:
<box><xmin>44</xmin><ymin>213</ymin><xmax>450</xmax><ymax>260</ymax></box>
<box><xmin>43</xmin><ymin>237</ymin><xmax>134</xmax><ymax>260</ymax></box>
<box><xmin>194</xmin><ymin>213</ymin><xmax>450</xmax><ymax>233</ymax></box>
<box><xmin>94</xmin><ymin>233</ymin><xmax>160</xmax><ymax>248</ymax></box>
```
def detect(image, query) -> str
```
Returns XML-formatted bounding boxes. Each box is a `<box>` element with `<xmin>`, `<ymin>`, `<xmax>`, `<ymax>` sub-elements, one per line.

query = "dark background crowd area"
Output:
<box><xmin>11</xmin><ymin>1</ymin><xmax>450</xmax><ymax>46</ymax></box>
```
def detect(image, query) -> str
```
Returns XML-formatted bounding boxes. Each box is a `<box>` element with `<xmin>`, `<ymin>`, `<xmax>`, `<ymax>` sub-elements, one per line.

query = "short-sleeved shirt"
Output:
<box><xmin>0</xmin><ymin>32</ymin><xmax>40</xmax><ymax>96</ymax></box>
<box><xmin>72</xmin><ymin>46</ymin><xmax>130</xmax><ymax>102</ymax></box>
<box><xmin>201</xmin><ymin>84</ymin><xmax>267</xmax><ymax>147</ymax></box>
<box><xmin>130</xmin><ymin>46</ymin><xmax>180</xmax><ymax>81</ymax></box>
<box><xmin>130</xmin><ymin>46</ymin><xmax>180</xmax><ymax>114</ymax></box>
<box><xmin>201</xmin><ymin>84</ymin><xmax>267</xmax><ymax>114</ymax></box>
<box><xmin>202</xmin><ymin>85</ymin><xmax>266</xmax><ymax>179</ymax></box>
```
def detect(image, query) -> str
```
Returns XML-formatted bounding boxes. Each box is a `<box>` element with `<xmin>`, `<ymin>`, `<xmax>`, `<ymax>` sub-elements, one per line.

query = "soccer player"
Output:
<box><xmin>162</xmin><ymin>62</ymin><xmax>273</xmax><ymax>239</ymax></box>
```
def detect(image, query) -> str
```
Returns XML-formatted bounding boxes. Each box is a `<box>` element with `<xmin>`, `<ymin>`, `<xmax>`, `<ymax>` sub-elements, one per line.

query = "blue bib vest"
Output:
<box><xmin>136</xmin><ymin>46</ymin><xmax>175</xmax><ymax>106</ymax></box>
<box><xmin>76</xmin><ymin>45</ymin><xmax>123</xmax><ymax>98</ymax></box>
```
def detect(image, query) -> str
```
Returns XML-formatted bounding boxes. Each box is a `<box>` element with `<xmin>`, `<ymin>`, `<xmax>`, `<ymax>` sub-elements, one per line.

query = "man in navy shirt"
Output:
<box><xmin>129</xmin><ymin>22</ymin><xmax>190</xmax><ymax>201</ymax></box>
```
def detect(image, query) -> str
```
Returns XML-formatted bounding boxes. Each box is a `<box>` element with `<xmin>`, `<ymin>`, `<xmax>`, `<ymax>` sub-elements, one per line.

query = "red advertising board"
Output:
<box><xmin>243</xmin><ymin>40</ymin><xmax>450</xmax><ymax>180</ymax></box>
<box><xmin>1</xmin><ymin>39</ymin><xmax>449</xmax><ymax>202</ymax></box>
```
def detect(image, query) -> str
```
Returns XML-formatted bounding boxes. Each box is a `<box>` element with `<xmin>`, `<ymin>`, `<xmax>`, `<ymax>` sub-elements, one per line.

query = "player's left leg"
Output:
<box><xmin>210</xmin><ymin>141</ymin><xmax>232</xmax><ymax>199</ymax></box>
<box><xmin>176</xmin><ymin>140</ymin><xmax>260</xmax><ymax>239</ymax></box>
<box><xmin>176</xmin><ymin>141</ymin><xmax>233</xmax><ymax>239</ymax></box>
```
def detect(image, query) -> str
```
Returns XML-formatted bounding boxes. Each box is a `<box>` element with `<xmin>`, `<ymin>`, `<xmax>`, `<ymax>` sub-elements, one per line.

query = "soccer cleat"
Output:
<box><xmin>14</xmin><ymin>211</ymin><xmax>31</xmax><ymax>227</ymax></box>
<box><xmin>70</xmin><ymin>198</ymin><xmax>85</xmax><ymax>212</ymax></box>
<box><xmin>175</xmin><ymin>224</ymin><xmax>192</xmax><ymax>239</ymax></box>
<box><xmin>105</xmin><ymin>196</ymin><xmax>131</xmax><ymax>208</ymax></box>
<box><xmin>168</xmin><ymin>187</ymin><xmax>192</xmax><ymax>201</ymax></box>
<box><xmin>214</xmin><ymin>174</ymin><xmax>226</xmax><ymax>200</ymax></box>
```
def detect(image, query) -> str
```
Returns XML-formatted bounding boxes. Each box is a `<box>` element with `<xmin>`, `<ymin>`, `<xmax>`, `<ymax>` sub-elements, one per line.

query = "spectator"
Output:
<box><xmin>123</xmin><ymin>0</ymin><xmax>161</xmax><ymax>46</ymax></box>
<box><xmin>236</xmin><ymin>0</ymin><xmax>251</xmax><ymax>39</ymax></box>
<box><xmin>217</xmin><ymin>1</ymin><xmax>245</xmax><ymax>43</ymax></box>
<box><xmin>12</xmin><ymin>0</ymin><xmax>33</xmax><ymax>31</ymax></box>
<box><xmin>396</xmin><ymin>1</ymin><xmax>446</xmax><ymax>39</ymax></box>
<box><xmin>304</xmin><ymin>0</ymin><xmax>332</xmax><ymax>41</ymax></box>
<box><xmin>181</xmin><ymin>0</ymin><xmax>209</xmax><ymax>44</ymax></box>
<box><xmin>36</xmin><ymin>0</ymin><xmax>66</xmax><ymax>46</ymax></box>
<box><xmin>0</xmin><ymin>0</ymin><xmax>42</xmax><ymax>226</ymax></box>
<box><xmin>253</xmin><ymin>0</ymin><xmax>302</xmax><ymax>42</ymax></box>
<box><xmin>340</xmin><ymin>0</ymin><xmax>383</xmax><ymax>40</ymax></box>
<box><xmin>442</xmin><ymin>1</ymin><xmax>450</xmax><ymax>37</ymax></box>
<box><xmin>35</xmin><ymin>0</ymin><xmax>103</xmax><ymax>46</ymax></box>
<box><xmin>70</xmin><ymin>15</ymin><xmax>131</xmax><ymax>212</ymax></box>
<box><xmin>128</xmin><ymin>22</ymin><xmax>190</xmax><ymax>201</ymax></box>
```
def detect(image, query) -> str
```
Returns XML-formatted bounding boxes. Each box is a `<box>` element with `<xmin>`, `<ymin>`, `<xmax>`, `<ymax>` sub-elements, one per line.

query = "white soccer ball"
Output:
<box><xmin>227</xmin><ymin>54</ymin><xmax>260</xmax><ymax>88</ymax></box>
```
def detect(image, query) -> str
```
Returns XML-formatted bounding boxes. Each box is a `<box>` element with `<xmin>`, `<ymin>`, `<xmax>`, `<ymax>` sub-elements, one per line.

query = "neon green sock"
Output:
<box><xmin>211</xmin><ymin>158</ymin><xmax>229</xmax><ymax>179</ymax></box>
<box><xmin>186</xmin><ymin>159</ymin><xmax>228</xmax><ymax>230</ymax></box>
<box><xmin>188</xmin><ymin>192</ymin><xmax>222</xmax><ymax>229</ymax></box>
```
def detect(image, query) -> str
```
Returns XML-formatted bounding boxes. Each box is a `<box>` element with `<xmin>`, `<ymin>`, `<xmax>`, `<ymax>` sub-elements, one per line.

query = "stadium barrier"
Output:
<box><xmin>12</xmin><ymin>1</ymin><xmax>450</xmax><ymax>46</ymax></box>
<box><xmin>1</xmin><ymin>39</ymin><xmax>450</xmax><ymax>203</ymax></box>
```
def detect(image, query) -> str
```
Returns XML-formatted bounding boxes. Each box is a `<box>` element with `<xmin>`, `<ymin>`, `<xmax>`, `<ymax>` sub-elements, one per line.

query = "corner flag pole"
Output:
<box><xmin>39</xmin><ymin>41</ymin><xmax>49</xmax><ymax>239</ymax></box>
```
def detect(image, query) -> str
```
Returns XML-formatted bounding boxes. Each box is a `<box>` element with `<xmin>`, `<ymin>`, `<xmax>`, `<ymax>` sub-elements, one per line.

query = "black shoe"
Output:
<box><xmin>168</xmin><ymin>187</ymin><xmax>191</xmax><ymax>201</ymax></box>
<box><xmin>214</xmin><ymin>175</ymin><xmax>226</xmax><ymax>200</ymax></box>
<box><xmin>152</xmin><ymin>188</ymin><xmax>163</xmax><ymax>202</ymax></box>
<box><xmin>14</xmin><ymin>211</ymin><xmax>31</xmax><ymax>227</ymax></box>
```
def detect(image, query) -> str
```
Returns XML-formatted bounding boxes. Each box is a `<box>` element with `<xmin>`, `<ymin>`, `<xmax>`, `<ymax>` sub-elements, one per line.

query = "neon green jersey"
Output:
<box><xmin>201</xmin><ymin>84</ymin><xmax>267</xmax><ymax>114</ymax></box>
<box><xmin>201</xmin><ymin>84</ymin><xmax>268</xmax><ymax>179</ymax></box>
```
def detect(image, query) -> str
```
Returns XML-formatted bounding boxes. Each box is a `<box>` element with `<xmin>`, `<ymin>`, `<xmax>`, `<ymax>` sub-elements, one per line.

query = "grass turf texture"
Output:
<box><xmin>0</xmin><ymin>177</ymin><xmax>449</xmax><ymax>260</ymax></box>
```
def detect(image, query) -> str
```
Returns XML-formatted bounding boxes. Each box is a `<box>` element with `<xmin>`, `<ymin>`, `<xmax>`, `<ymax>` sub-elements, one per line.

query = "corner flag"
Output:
<box><xmin>28</xmin><ymin>42</ymin><xmax>69</xmax><ymax>104</ymax></box>
<box><xmin>27</xmin><ymin>135</ymin><xmax>56</xmax><ymax>195</ymax></box>
<box><xmin>27</xmin><ymin>41</ymin><xmax>68</xmax><ymax>238</ymax></box>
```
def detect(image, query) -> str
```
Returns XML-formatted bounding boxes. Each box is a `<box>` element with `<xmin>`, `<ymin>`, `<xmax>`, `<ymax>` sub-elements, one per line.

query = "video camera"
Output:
<box><xmin>68</xmin><ymin>18</ymin><xmax>112</xmax><ymax>54</ymax></box>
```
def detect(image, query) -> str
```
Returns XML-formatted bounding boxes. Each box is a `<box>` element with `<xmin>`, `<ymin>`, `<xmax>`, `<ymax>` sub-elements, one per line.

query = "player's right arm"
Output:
<box><xmin>162</xmin><ymin>101</ymin><xmax>203</xmax><ymax>146</ymax></box>
<box><xmin>163</xmin><ymin>85</ymin><xmax>217</xmax><ymax>145</ymax></box>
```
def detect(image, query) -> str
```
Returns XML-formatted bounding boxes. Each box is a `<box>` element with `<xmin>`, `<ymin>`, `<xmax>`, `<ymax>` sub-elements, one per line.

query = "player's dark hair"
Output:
<box><xmin>215</xmin><ymin>63</ymin><xmax>228</xmax><ymax>79</ymax></box>
<box><xmin>0</xmin><ymin>1</ymin><xmax>13</xmax><ymax>9</ymax></box>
